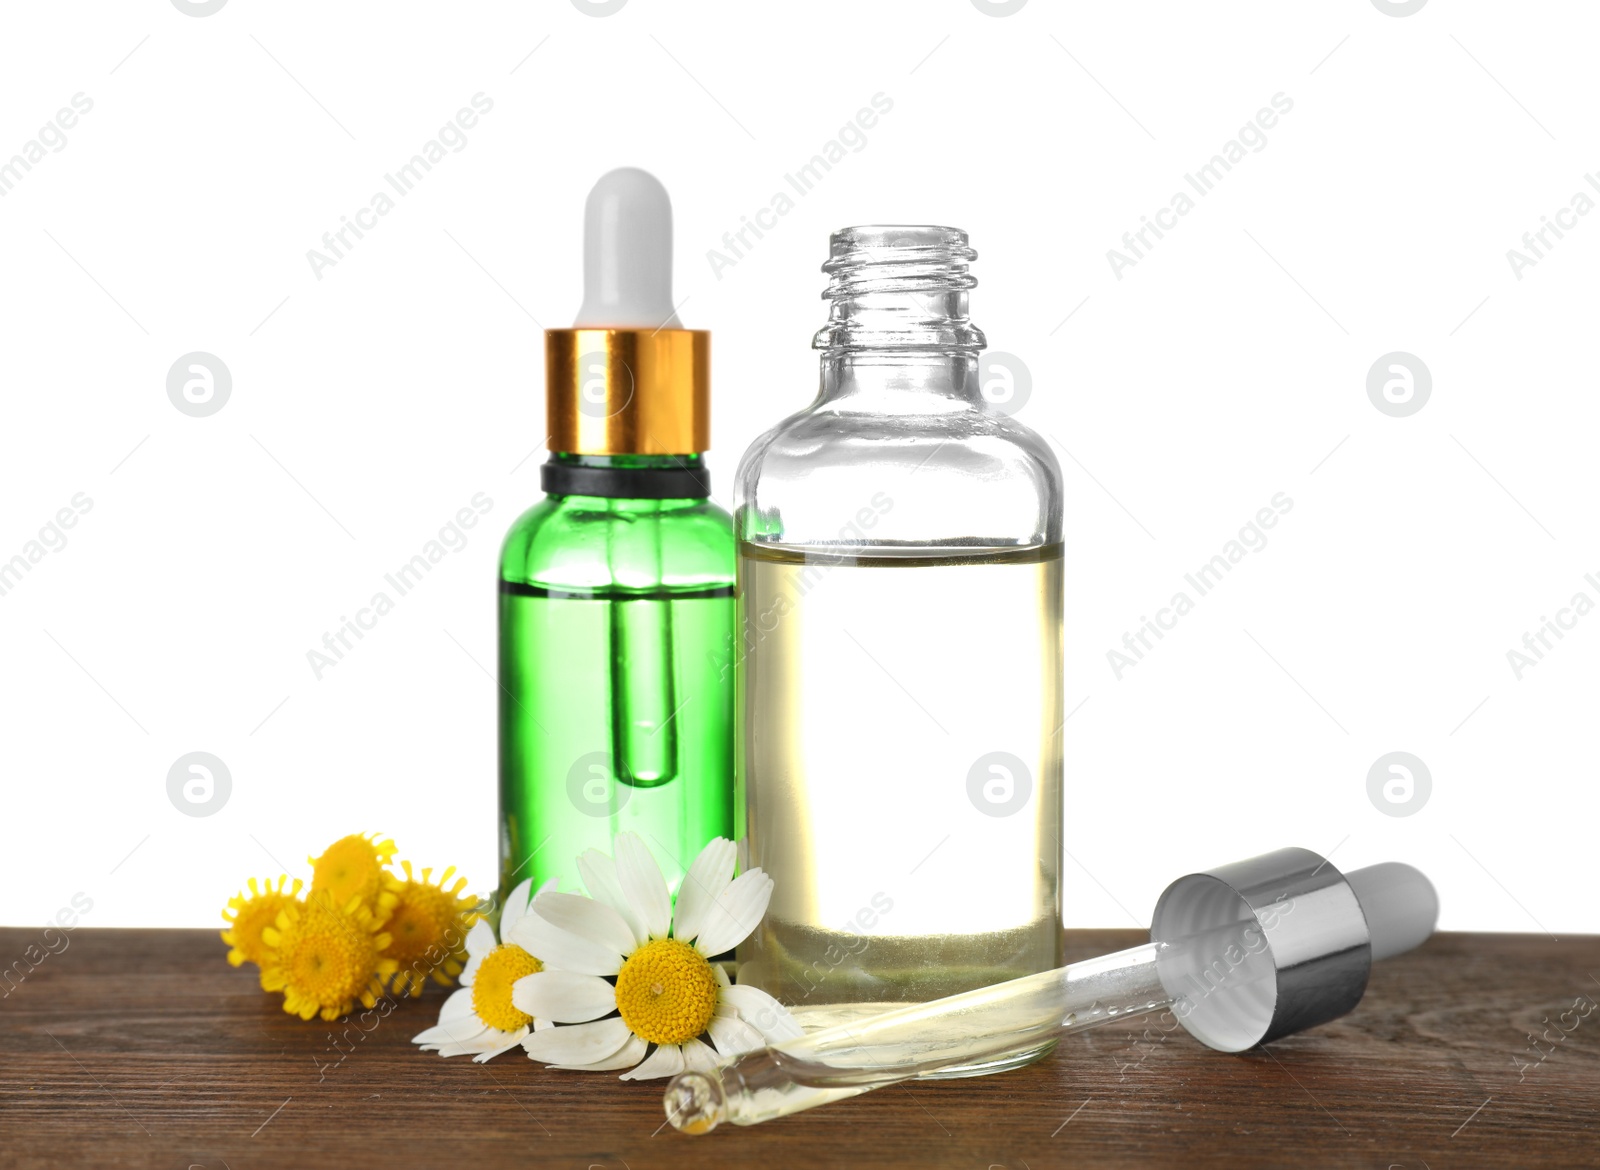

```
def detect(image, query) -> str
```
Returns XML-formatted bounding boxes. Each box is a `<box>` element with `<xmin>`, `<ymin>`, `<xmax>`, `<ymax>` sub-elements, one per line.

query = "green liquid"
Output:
<box><xmin>498</xmin><ymin>494</ymin><xmax>735</xmax><ymax>901</ymax></box>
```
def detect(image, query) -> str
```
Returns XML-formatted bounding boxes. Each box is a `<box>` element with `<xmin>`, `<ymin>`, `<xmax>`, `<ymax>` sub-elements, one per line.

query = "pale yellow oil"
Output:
<box><xmin>735</xmin><ymin>542</ymin><xmax>1064</xmax><ymax>1066</ymax></box>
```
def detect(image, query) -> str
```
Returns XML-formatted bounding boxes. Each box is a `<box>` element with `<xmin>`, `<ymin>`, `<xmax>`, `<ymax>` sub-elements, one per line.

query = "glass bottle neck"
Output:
<box><xmin>812</xmin><ymin>226</ymin><xmax>986</xmax><ymax>407</ymax></box>
<box><xmin>813</xmin><ymin>225</ymin><xmax>985</xmax><ymax>353</ymax></box>
<box><xmin>818</xmin><ymin>351</ymin><xmax>982</xmax><ymax>406</ymax></box>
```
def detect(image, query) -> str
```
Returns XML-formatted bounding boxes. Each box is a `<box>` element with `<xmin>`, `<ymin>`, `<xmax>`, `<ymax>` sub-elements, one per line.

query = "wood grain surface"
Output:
<box><xmin>1</xmin><ymin>928</ymin><xmax>1596</xmax><ymax>1169</ymax></box>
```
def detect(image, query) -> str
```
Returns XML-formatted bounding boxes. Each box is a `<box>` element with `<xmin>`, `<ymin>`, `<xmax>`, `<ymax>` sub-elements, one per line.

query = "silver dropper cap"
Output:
<box><xmin>1150</xmin><ymin>847</ymin><xmax>1438</xmax><ymax>1053</ymax></box>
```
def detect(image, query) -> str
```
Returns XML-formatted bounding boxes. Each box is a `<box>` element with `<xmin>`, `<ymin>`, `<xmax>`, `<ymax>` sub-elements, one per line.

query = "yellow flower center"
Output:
<box><xmin>387</xmin><ymin>882</ymin><xmax>460</xmax><ymax>971</ymax></box>
<box><xmin>472</xmin><ymin>944</ymin><xmax>542</xmax><ymax>1033</ymax></box>
<box><xmin>281</xmin><ymin>901</ymin><xmax>379</xmax><ymax>1009</ymax></box>
<box><xmin>614</xmin><ymin>938</ymin><xmax>719</xmax><ymax>1046</ymax></box>
<box><xmin>310</xmin><ymin>834</ymin><xmax>393</xmax><ymax>911</ymax></box>
<box><xmin>225</xmin><ymin>889</ymin><xmax>296</xmax><ymax>967</ymax></box>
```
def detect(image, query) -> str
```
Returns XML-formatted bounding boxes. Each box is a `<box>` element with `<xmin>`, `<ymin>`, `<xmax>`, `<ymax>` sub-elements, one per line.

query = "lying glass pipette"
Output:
<box><xmin>665</xmin><ymin>848</ymin><xmax>1438</xmax><ymax>1133</ymax></box>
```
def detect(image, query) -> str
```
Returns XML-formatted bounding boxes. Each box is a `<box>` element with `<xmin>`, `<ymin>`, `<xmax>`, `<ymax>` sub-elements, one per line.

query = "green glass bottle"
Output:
<box><xmin>498</xmin><ymin>169</ymin><xmax>733</xmax><ymax>900</ymax></box>
<box><xmin>499</xmin><ymin>456</ymin><xmax>734</xmax><ymax>897</ymax></box>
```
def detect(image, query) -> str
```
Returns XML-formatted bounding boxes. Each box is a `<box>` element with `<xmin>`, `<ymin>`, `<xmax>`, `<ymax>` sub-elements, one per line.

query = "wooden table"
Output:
<box><xmin>2</xmin><ymin>928</ymin><xmax>1595</xmax><ymax>1169</ymax></box>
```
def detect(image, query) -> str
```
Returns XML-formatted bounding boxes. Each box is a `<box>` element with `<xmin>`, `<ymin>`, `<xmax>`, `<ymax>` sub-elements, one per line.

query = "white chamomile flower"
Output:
<box><xmin>506</xmin><ymin>833</ymin><xmax>801</xmax><ymax>1080</ymax></box>
<box><xmin>411</xmin><ymin>877</ymin><xmax>555</xmax><ymax>1062</ymax></box>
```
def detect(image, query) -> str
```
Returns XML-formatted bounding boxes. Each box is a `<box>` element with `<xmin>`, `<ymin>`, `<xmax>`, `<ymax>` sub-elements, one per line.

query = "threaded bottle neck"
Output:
<box><xmin>812</xmin><ymin>225</ymin><xmax>987</xmax><ymax>353</ymax></box>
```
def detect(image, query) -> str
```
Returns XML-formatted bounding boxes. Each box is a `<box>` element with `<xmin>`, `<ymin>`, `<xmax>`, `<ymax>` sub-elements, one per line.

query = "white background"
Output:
<box><xmin>1</xmin><ymin>0</ymin><xmax>1594</xmax><ymax>936</ymax></box>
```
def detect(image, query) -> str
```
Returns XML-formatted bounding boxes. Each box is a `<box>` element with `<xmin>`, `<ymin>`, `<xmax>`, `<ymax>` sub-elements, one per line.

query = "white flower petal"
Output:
<box><xmin>437</xmin><ymin>986</ymin><xmax>477</xmax><ymax>1024</ymax></box>
<box><xmin>506</xmin><ymin>909</ymin><xmax>622</xmax><ymax>977</ymax></box>
<box><xmin>613</xmin><ymin>833</ymin><xmax>671</xmax><ymax>940</ymax></box>
<box><xmin>721</xmin><ymin>983</ymin><xmax>804</xmax><ymax>1042</ymax></box>
<box><xmin>512</xmin><ymin>970</ymin><xmax>617</xmax><ymax>1024</ymax></box>
<box><xmin>417</xmin><ymin>1022</ymin><xmax>492</xmax><ymax>1053</ymax></box>
<box><xmin>459</xmin><ymin>950</ymin><xmax>483</xmax><ymax>988</ymax></box>
<box><xmin>531</xmin><ymin>890</ymin><xmax>635</xmax><ymax>957</ymax></box>
<box><xmin>706</xmin><ymin>1013</ymin><xmax>766</xmax><ymax>1058</ymax></box>
<box><xmin>434</xmin><ymin>1040</ymin><xmax>495</xmax><ymax>1058</ymax></box>
<box><xmin>471</xmin><ymin>1026</ymin><xmax>530</xmax><ymax>1062</ymax></box>
<box><xmin>464</xmin><ymin>919</ymin><xmax>497</xmax><ymax>961</ymax></box>
<box><xmin>693</xmin><ymin>869</ymin><xmax>774</xmax><ymax>958</ymax></box>
<box><xmin>522</xmin><ymin>1017</ymin><xmax>634</xmax><ymax>1066</ymax></box>
<box><xmin>577</xmin><ymin>850</ymin><xmax>646</xmax><ymax>946</ymax></box>
<box><xmin>620</xmin><ymin>1042</ymin><xmax>685</xmax><ymax>1081</ymax></box>
<box><xmin>499</xmin><ymin>877</ymin><xmax>535</xmax><ymax>938</ymax></box>
<box><xmin>671</xmin><ymin>837</ymin><xmax>737</xmax><ymax>946</ymax></box>
<box><xmin>549</xmin><ymin>1033</ymin><xmax>648</xmax><ymax>1072</ymax></box>
<box><xmin>681</xmin><ymin>1036</ymin><xmax>721</xmax><ymax>1072</ymax></box>
<box><xmin>412</xmin><ymin>1021</ymin><xmax>482</xmax><ymax>1050</ymax></box>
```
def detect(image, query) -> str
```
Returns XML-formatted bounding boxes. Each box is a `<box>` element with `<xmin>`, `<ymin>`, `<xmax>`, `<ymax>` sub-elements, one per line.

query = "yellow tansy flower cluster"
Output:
<box><xmin>221</xmin><ymin>833</ymin><xmax>480</xmax><ymax>1021</ymax></box>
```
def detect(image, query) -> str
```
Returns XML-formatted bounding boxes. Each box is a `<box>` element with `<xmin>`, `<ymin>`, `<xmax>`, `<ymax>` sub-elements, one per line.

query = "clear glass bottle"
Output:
<box><xmin>732</xmin><ymin>226</ymin><xmax>1064</xmax><ymax>1074</ymax></box>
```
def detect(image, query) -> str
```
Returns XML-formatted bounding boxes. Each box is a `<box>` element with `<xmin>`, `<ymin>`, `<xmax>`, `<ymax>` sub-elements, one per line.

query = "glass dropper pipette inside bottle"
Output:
<box><xmin>664</xmin><ymin>850</ymin><xmax>1439</xmax><ymax>1133</ymax></box>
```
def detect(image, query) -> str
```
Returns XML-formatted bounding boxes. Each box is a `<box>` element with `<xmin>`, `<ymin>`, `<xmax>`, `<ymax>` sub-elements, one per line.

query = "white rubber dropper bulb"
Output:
<box><xmin>574</xmin><ymin>167</ymin><xmax>681</xmax><ymax>329</ymax></box>
<box><xmin>1347</xmin><ymin>861</ymin><xmax>1439</xmax><ymax>960</ymax></box>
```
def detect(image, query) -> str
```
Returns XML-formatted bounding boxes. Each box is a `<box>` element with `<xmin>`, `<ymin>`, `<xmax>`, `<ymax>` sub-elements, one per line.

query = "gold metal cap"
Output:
<box><xmin>545</xmin><ymin>328</ymin><xmax>710</xmax><ymax>455</ymax></box>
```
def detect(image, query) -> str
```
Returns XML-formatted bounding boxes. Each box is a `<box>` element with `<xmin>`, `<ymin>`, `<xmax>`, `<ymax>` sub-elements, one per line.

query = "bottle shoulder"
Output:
<box><xmin>735</xmin><ymin>400</ymin><xmax>1063</xmax><ymax>548</ymax></box>
<box><xmin>500</xmin><ymin>495</ymin><xmax>735</xmax><ymax>590</ymax></box>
